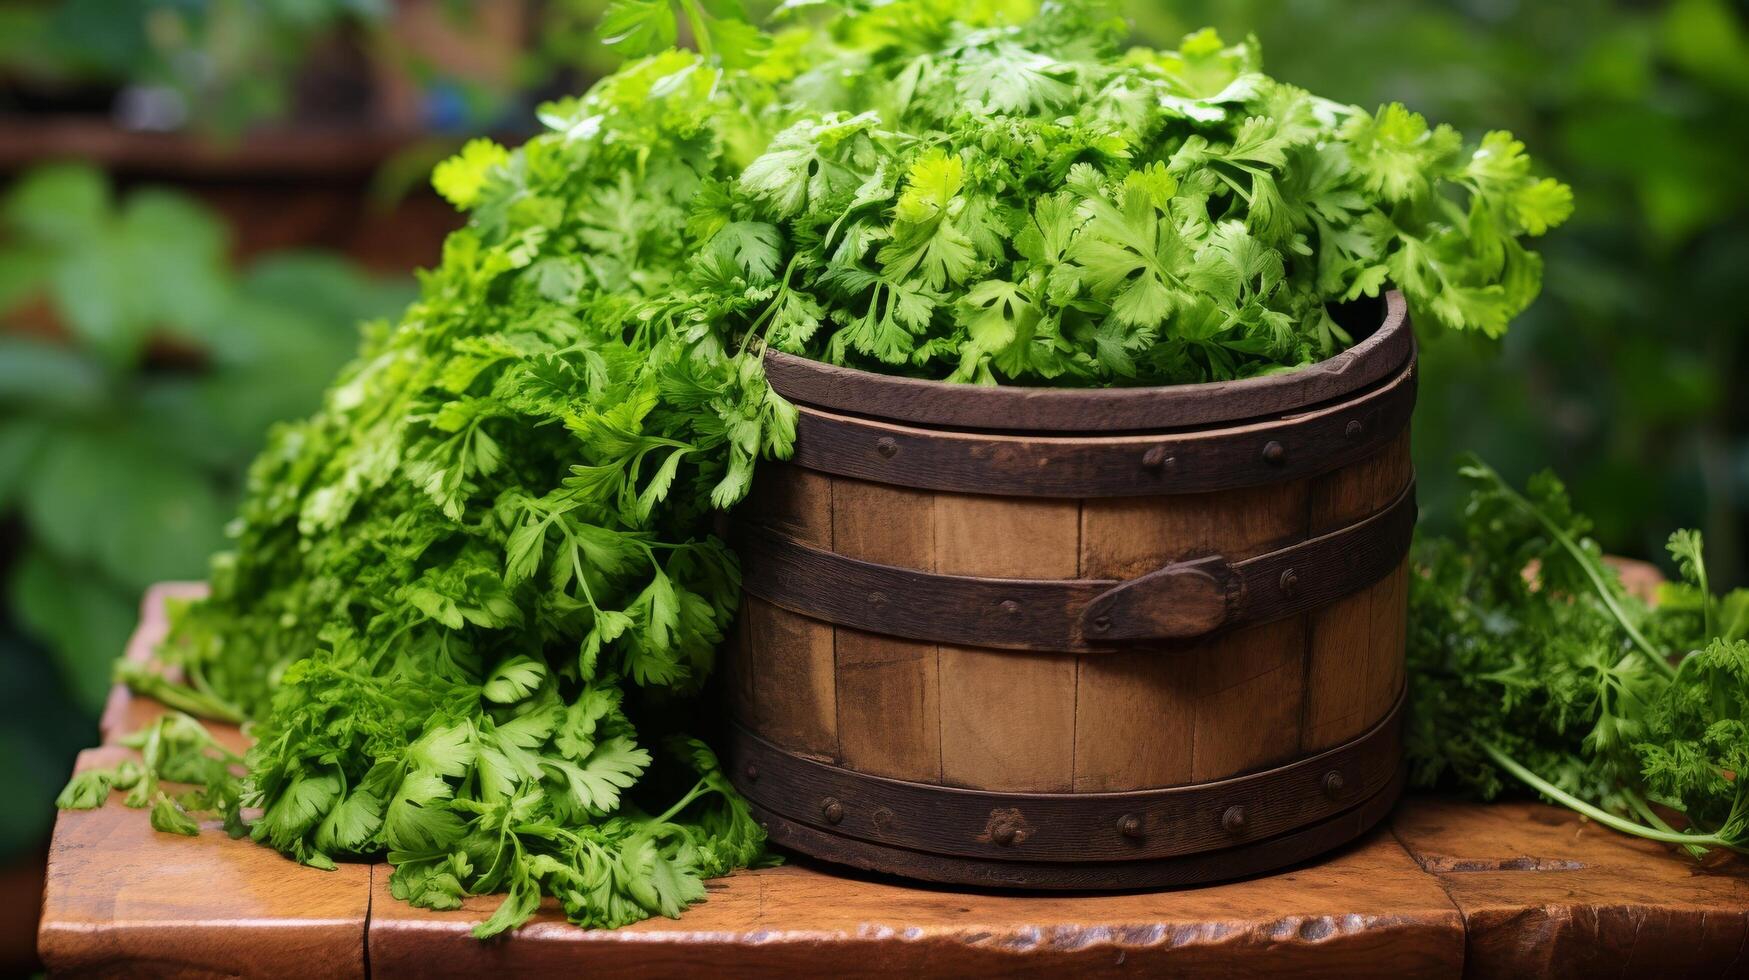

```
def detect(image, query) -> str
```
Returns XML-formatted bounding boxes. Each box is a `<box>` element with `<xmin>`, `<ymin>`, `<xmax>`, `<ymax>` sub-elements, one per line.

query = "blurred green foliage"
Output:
<box><xmin>0</xmin><ymin>0</ymin><xmax>626</xmax><ymax>136</ymax></box>
<box><xmin>1132</xmin><ymin>0</ymin><xmax>1749</xmax><ymax>582</ymax></box>
<box><xmin>0</xmin><ymin>165</ymin><xmax>412</xmax><ymax>859</ymax></box>
<box><xmin>0</xmin><ymin>0</ymin><xmax>389</xmax><ymax>132</ymax></box>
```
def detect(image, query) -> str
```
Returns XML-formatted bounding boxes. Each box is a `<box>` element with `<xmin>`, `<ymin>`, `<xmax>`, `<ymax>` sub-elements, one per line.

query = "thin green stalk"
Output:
<box><xmin>116</xmin><ymin>662</ymin><xmax>247</xmax><ymax>725</ymax></box>
<box><xmin>1488</xmin><ymin>476</ymin><xmax>1677</xmax><ymax>678</ymax></box>
<box><xmin>1482</xmin><ymin>742</ymin><xmax>1741</xmax><ymax>853</ymax></box>
<box><xmin>1621</xmin><ymin>787</ymin><xmax>1708</xmax><ymax>860</ymax></box>
<box><xmin>650</xmin><ymin>777</ymin><xmax>712</xmax><ymax>826</ymax></box>
<box><xmin>678</xmin><ymin>0</ymin><xmax>714</xmax><ymax>59</ymax></box>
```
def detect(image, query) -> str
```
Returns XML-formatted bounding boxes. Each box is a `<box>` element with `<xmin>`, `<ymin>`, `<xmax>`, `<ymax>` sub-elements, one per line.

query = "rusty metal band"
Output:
<box><xmin>766</xmin><ymin>292</ymin><xmax>1411</xmax><ymax>434</ymax></box>
<box><xmin>747</xmin><ymin>768</ymin><xmax>1405</xmax><ymax>890</ymax></box>
<box><xmin>729</xmin><ymin>688</ymin><xmax>1403</xmax><ymax>869</ymax></box>
<box><xmin>783</xmin><ymin>357</ymin><xmax>1415</xmax><ymax>499</ymax></box>
<box><xmin>734</xmin><ymin>479</ymin><xmax>1415</xmax><ymax>652</ymax></box>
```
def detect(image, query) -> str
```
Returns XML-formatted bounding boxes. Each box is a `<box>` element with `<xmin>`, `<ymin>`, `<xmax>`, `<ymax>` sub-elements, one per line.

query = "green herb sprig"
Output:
<box><xmin>1409</xmin><ymin>459</ymin><xmax>1749</xmax><ymax>857</ymax></box>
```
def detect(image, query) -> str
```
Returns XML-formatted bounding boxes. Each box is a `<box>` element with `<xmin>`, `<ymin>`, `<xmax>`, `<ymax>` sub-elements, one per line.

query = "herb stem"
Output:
<box><xmin>1482</xmin><ymin>741</ymin><xmax>1738</xmax><ymax>852</ymax></box>
<box><xmin>650</xmin><ymin>777</ymin><xmax>712</xmax><ymax>826</ymax></box>
<box><xmin>1621</xmin><ymin>788</ymin><xmax>1709</xmax><ymax>859</ymax></box>
<box><xmin>117</xmin><ymin>662</ymin><xmax>247</xmax><ymax>724</ymax></box>
<box><xmin>1487</xmin><ymin>472</ymin><xmax>1677</xmax><ymax>678</ymax></box>
<box><xmin>679</xmin><ymin>0</ymin><xmax>714</xmax><ymax>59</ymax></box>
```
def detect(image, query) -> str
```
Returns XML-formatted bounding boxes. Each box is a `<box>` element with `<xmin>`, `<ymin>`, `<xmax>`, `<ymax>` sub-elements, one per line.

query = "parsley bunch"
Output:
<box><xmin>1409</xmin><ymin>460</ymin><xmax>1748</xmax><ymax>857</ymax></box>
<box><xmin>62</xmin><ymin>0</ymin><xmax>1571</xmax><ymax>936</ymax></box>
<box><xmin>588</xmin><ymin>0</ymin><xmax>1570</xmax><ymax>384</ymax></box>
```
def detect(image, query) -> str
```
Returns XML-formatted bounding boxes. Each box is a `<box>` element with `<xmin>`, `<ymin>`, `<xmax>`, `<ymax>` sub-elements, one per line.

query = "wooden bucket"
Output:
<box><xmin>726</xmin><ymin>292</ymin><xmax>1416</xmax><ymax>888</ymax></box>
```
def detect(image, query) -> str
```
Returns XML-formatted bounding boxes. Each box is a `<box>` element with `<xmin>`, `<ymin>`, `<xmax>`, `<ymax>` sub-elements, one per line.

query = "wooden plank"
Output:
<box><xmin>1076</xmin><ymin>483</ymin><xmax>1308</xmax><ymax>790</ymax></box>
<box><xmin>1393</xmin><ymin>798</ymin><xmax>1749</xmax><ymax>979</ymax></box>
<box><xmin>39</xmin><ymin>749</ymin><xmax>371</xmax><ymax>979</ymax></box>
<box><xmin>726</xmin><ymin>598</ymin><xmax>761</xmax><ymax>732</ymax></box>
<box><xmin>1179</xmin><ymin>478</ymin><xmax>1308</xmax><ymax>781</ymax></box>
<box><xmin>1069</xmin><ymin>646</ymin><xmax>1196</xmax><ymax>791</ymax></box>
<box><xmin>934</xmin><ymin>494</ymin><xmax>1079</xmax><ymax>792</ymax></box>
<box><xmin>1075</xmin><ymin>495</ymin><xmax>1190</xmax><ymax>790</ymax></box>
<box><xmin>1191</xmin><ymin>617</ymin><xmax>1308</xmax><ymax>781</ymax></box>
<box><xmin>930</xmin><ymin>495</ymin><xmax>1080</xmax><ymax>579</ymax></box>
<box><xmin>742</xmin><ymin>599</ymin><xmax>837</xmax><ymax>761</ymax></box>
<box><xmin>831</xmin><ymin>628</ymin><xmax>941</xmax><ymax>781</ymax></box>
<box><xmin>1078</xmin><ymin>483</ymin><xmax>1308</xmax><ymax>580</ymax></box>
<box><xmin>736</xmin><ymin>465</ymin><xmax>838</xmax><ymax>760</ymax></box>
<box><xmin>1303</xmin><ymin>435</ymin><xmax>1412</xmax><ymax>751</ymax></box>
<box><xmin>934</xmin><ymin>646</ymin><xmax>1076</xmax><ymax>791</ymax></box>
<box><xmin>366</xmin><ymin>831</ymin><xmax>1464</xmax><ymax>979</ymax></box>
<box><xmin>744</xmin><ymin>463</ymin><xmax>833</xmax><ymax>549</ymax></box>
<box><xmin>830</xmin><ymin>477</ymin><xmax>941</xmax><ymax>782</ymax></box>
<box><xmin>1371</xmin><ymin>562</ymin><xmax>1409</xmax><ymax>727</ymax></box>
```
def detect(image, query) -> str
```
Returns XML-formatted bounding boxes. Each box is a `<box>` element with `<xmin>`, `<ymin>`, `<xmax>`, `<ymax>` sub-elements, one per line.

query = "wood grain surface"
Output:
<box><xmin>40</xmin><ymin>747</ymin><xmax>373</xmax><ymax>980</ymax></box>
<box><xmin>786</xmin><ymin>359</ymin><xmax>1415</xmax><ymax>498</ymax></box>
<box><xmin>366</xmin><ymin>829</ymin><xmax>1462</xmax><ymax>980</ymax></box>
<box><xmin>1393</xmin><ymin>798</ymin><xmax>1749</xmax><ymax>980</ymax></box>
<box><xmin>37</xmin><ymin>586</ymin><xmax>1749</xmax><ymax>978</ymax></box>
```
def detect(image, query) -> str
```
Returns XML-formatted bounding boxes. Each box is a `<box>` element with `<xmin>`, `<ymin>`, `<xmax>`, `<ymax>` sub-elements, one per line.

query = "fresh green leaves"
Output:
<box><xmin>483</xmin><ymin>656</ymin><xmax>548</xmax><ymax>704</ymax></box>
<box><xmin>1408</xmin><ymin>459</ymin><xmax>1748</xmax><ymax>858</ymax></box>
<box><xmin>432</xmin><ymin>139</ymin><xmax>511</xmax><ymax>211</ymax></box>
<box><xmin>598</xmin><ymin>0</ymin><xmax>764</xmax><ymax>66</ymax></box>
<box><xmin>55</xmin><ymin>713</ymin><xmax>241</xmax><ymax>848</ymax></box>
<box><xmin>700</xmin><ymin>13</ymin><xmax>1567</xmax><ymax>384</ymax></box>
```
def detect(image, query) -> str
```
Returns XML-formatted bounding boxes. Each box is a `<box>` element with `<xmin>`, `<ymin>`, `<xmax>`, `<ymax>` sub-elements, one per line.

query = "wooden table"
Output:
<box><xmin>38</xmin><ymin>586</ymin><xmax>1749</xmax><ymax>978</ymax></box>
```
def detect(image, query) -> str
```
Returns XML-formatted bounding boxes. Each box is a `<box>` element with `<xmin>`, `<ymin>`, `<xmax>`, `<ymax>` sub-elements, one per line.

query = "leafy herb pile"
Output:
<box><xmin>591</xmin><ymin>0</ymin><xmax>1569</xmax><ymax>385</ymax></box>
<box><xmin>1408</xmin><ymin>460</ymin><xmax>1748</xmax><ymax>857</ymax></box>
<box><xmin>58</xmin><ymin>0</ymin><xmax>1567</xmax><ymax>936</ymax></box>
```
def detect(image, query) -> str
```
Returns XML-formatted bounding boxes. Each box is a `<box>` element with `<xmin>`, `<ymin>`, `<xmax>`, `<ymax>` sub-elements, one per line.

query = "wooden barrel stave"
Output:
<box><xmin>1303</xmin><ymin>428</ymin><xmax>1413</xmax><ymax>753</ymax></box>
<box><xmin>935</xmin><ymin>491</ymin><xmax>1080</xmax><ymax>792</ymax></box>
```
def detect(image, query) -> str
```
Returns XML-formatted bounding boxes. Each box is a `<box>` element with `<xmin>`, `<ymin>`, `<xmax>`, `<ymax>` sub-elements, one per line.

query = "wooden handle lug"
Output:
<box><xmin>1078</xmin><ymin>555</ymin><xmax>1236</xmax><ymax>642</ymax></box>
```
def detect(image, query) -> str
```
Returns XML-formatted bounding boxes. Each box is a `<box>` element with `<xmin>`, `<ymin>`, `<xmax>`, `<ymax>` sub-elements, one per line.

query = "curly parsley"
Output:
<box><xmin>1409</xmin><ymin>460</ymin><xmax>1748</xmax><ymax>857</ymax></box>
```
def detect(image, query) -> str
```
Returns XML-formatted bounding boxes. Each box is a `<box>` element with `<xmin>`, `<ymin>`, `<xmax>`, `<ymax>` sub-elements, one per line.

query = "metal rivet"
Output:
<box><xmin>1280</xmin><ymin>568</ymin><xmax>1298</xmax><ymax>596</ymax></box>
<box><xmin>985</xmin><ymin>808</ymin><xmax>1028</xmax><ymax>847</ymax></box>
<box><xmin>1091</xmin><ymin>614</ymin><xmax>1112</xmax><ymax>633</ymax></box>
<box><xmin>1222</xmin><ymin>805</ymin><xmax>1248</xmax><ymax>836</ymax></box>
<box><xmin>1141</xmin><ymin>446</ymin><xmax>1175</xmax><ymax>472</ymax></box>
<box><xmin>744</xmin><ymin>764</ymin><xmax>759</xmax><ymax>782</ymax></box>
<box><xmin>1345</xmin><ymin>419</ymin><xmax>1364</xmax><ymax>439</ymax></box>
<box><xmin>875</xmin><ymin>437</ymin><xmax>899</xmax><ymax>458</ymax></box>
<box><xmin>1118</xmin><ymin>814</ymin><xmax>1144</xmax><ymax>839</ymax></box>
<box><xmin>1323</xmin><ymin>771</ymin><xmax>1346</xmax><ymax>798</ymax></box>
<box><xmin>1262</xmin><ymin>441</ymin><xmax>1286</xmax><ymax>465</ymax></box>
<box><xmin>1000</xmin><ymin>599</ymin><xmax>1021</xmax><ymax>618</ymax></box>
<box><xmin>822</xmin><ymin>797</ymin><xmax>844</xmax><ymax>825</ymax></box>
